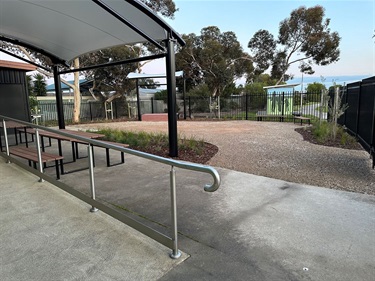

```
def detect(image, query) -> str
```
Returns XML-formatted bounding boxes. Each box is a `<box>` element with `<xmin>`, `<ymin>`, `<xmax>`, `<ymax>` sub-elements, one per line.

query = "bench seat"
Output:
<box><xmin>9</xmin><ymin>146</ymin><xmax>64</xmax><ymax>179</ymax></box>
<box><xmin>293</xmin><ymin>116</ymin><xmax>311</xmax><ymax>125</ymax></box>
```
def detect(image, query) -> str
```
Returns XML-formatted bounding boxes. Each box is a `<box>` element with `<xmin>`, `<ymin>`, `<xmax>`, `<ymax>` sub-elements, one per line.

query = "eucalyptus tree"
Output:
<box><xmin>176</xmin><ymin>26</ymin><xmax>253</xmax><ymax>97</ymax></box>
<box><xmin>248</xmin><ymin>5</ymin><xmax>340</xmax><ymax>84</ymax></box>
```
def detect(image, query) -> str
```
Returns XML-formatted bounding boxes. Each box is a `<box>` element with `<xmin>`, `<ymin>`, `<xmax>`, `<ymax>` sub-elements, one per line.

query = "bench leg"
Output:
<box><xmin>71</xmin><ymin>142</ymin><xmax>76</xmax><ymax>162</ymax></box>
<box><xmin>106</xmin><ymin>148</ymin><xmax>110</xmax><ymax>167</ymax></box>
<box><xmin>60</xmin><ymin>159</ymin><xmax>64</xmax><ymax>175</ymax></box>
<box><xmin>55</xmin><ymin>160</ymin><xmax>60</xmax><ymax>180</ymax></box>
<box><xmin>121</xmin><ymin>152</ymin><xmax>125</xmax><ymax>164</ymax></box>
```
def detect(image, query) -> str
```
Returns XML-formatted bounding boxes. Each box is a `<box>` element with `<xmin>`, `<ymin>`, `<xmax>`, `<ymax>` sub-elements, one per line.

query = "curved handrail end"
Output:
<box><xmin>203</xmin><ymin>168</ymin><xmax>221</xmax><ymax>192</ymax></box>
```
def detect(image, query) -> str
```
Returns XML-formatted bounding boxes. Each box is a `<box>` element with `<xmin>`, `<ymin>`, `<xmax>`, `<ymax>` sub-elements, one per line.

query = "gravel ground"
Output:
<box><xmin>73</xmin><ymin>120</ymin><xmax>375</xmax><ymax>195</ymax></box>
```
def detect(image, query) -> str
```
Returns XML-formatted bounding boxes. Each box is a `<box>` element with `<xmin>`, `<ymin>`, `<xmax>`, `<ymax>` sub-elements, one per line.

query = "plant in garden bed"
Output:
<box><xmin>295</xmin><ymin>121</ymin><xmax>361</xmax><ymax>150</ymax></box>
<box><xmin>94</xmin><ymin>128</ymin><xmax>218</xmax><ymax>164</ymax></box>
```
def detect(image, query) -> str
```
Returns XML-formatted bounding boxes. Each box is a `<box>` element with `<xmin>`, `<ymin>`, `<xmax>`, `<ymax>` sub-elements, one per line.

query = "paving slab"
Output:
<box><xmin>0</xmin><ymin>160</ymin><xmax>188</xmax><ymax>281</ymax></box>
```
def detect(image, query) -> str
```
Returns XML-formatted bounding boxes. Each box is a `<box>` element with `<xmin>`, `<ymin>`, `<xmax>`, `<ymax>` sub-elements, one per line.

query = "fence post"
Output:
<box><xmin>218</xmin><ymin>96</ymin><xmax>221</xmax><ymax>119</ymax></box>
<box><xmin>89</xmin><ymin>102</ymin><xmax>93</xmax><ymax>121</ymax></box>
<box><xmin>189</xmin><ymin>96</ymin><xmax>191</xmax><ymax>118</ymax></box>
<box><xmin>282</xmin><ymin>92</ymin><xmax>285</xmax><ymax>121</ymax></box>
<box><xmin>151</xmin><ymin>97</ymin><xmax>154</xmax><ymax>113</ymax></box>
<box><xmin>245</xmin><ymin>94</ymin><xmax>248</xmax><ymax>120</ymax></box>
<box><xmin>114</xmin><ymin>101</ymin><xmax>118</xmax><ymax>119</ymax></box>
<box><xmin>355</xmin><ymin>82</ymin><xmax>362</xmax><ymax>138</ymax></box>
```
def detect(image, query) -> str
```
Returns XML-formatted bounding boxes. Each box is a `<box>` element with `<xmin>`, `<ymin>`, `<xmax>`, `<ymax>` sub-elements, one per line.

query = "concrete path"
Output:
<box><xmin>0</xmin><ymin>160</ymin><xmax>187</xmax><ymax>281</ymax></box>
<box><xmin>1</xmin><ymin>144</ymin><xmax>374</xmax><ymax>281</ymax></box>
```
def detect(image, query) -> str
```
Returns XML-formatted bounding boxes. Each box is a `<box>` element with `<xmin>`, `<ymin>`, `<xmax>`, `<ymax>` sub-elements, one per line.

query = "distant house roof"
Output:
<box><xmin>46</xmin><ymin>79</ymin><xmax>88</xmax><ymax>91</ymax></box>
<box><xmin>0</xmin><ymin>60</ymin><xmax>36</xmax><ymax>71</ymax></box>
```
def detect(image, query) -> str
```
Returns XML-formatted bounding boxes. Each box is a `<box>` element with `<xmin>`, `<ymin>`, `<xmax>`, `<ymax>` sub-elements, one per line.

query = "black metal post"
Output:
<box><xmin>151</xmin><ymin>97</ymin><xmax>154</xmax><ymax>113</ymax></box>
<box><xmin>53</xmin><ymin>65</ymin><xmax>65</xmax><ymax>129</ymax></box>
<box><xmin>136</xmin><ymin>79</ymin><xmax>141</xmax><ymax>121</ymax></box>
<box><xmin>189</xmin><ymin>96</ymin><xmax>191</xmax><ymax>118</ymax></box>
<box><xmin>165</xmin><ymin>38</ymin><xmax>178</xmax><ymax>157</ymax></box>
<box><xmin>355</xmin><ymin>82</ymin><xmax>362</xmax><ymax>138</ymax></box>
<box><xmin>245</xmin><ymin>94</ymin><xmax>248</xmax><ymax>120</ymax></box>
<box><xmin>183</xmin><ymin>77</ymin><xmax>187</xmax><ymax>119</ymax></box>
<box><xmin>282</xmin><ymin>92</ymin><xmax>285</xmax><ymax>121</ymax></box>
<box><xmin>89</xmin><ymin>102</ymin><xmax>93</xmax><ymax>121</ymax></box>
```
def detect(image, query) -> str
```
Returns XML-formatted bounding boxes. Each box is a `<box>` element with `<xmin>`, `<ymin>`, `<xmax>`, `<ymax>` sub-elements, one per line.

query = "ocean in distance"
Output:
<box><xmin>287</xmin><ymin>74</ymin><xmax>372</xmax><ymax>91</ymax></box>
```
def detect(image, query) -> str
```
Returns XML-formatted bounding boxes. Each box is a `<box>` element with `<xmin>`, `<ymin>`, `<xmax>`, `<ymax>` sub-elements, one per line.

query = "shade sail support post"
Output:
<box><xmin>53</xmin><ymin>65</ymin><xmax>65</xmax><ymax>129</ymax></box>
<box><xmin>165</xmin><ymin>38</ymin><xmax>178</xmax><ymax>157</ymax></box>
<box><xmin>136</xmin><ymin>79</ymin><xmax>142</xmax><ymax>121</ymax></box>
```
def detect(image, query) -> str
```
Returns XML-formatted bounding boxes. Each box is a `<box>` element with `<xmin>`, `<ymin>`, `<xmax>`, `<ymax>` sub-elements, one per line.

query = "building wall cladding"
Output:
<box><xmin>0</xmin><ymin>67</ymin><xmax>30</xmax><ymax>121</ymax></box>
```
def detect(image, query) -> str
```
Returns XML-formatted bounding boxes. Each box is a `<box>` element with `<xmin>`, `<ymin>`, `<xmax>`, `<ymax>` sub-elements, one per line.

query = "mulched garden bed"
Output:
<box><xmin>295</xmin><ymin>127</ymin><xmax>363</xmax><ymax>150</ymax></box>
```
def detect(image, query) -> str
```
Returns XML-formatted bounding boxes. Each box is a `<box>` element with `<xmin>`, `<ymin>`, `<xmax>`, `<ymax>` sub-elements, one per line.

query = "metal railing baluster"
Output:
<box><xmin>88</xmin><ymin>144</ymin><xmax>98</xmax><ymax>212</ymax></box>
<box><xmin>35</xmin><ymin>129</ymin><xmax>44</xmax><ymax>182</ymax></box>
<box><xmin>2</xmin><ymin>120</ymin><xmax>10</xmax><ymax>163</ymax></box>
<box><xmin>169</xmin><ymin>166</ymin><xmax>181</xmax><ymax>259</ymax></box>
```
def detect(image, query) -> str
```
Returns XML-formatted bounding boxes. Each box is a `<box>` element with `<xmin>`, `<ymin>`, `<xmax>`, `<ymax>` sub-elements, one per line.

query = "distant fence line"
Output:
<box><xmin>336</xmin><ymin>76</ymin><xmax>375</xmax><ymax>166</ymax></box>
<box><xmin>183</xmin><ymin>92</ymin><xmax>326</xmax><ymax>122</ymax></box>
<box><xmin>36</xmin><ymin>92</ymin><xmax>328</xmax><ymax>123</ymax></box>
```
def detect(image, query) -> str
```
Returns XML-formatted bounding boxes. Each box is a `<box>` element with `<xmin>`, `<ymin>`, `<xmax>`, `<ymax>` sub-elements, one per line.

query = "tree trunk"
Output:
<box><xmin>73</xmin><ymin>58</ymin><xmax>81</xmax><ymax>123</ymax></box>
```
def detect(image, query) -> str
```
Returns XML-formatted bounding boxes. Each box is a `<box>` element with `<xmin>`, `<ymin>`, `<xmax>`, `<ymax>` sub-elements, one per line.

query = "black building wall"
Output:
<box><xmin>0</xmin><ymin>68</ymin><xmax>31</xmax><ymax>121</ymax></box>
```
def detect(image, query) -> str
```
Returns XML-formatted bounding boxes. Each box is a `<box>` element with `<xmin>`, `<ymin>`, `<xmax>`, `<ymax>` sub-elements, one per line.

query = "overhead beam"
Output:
<box><xmin>58</xmin><ymin>53</ymin><xmax>166</xmax><ymax>74</ymax></box>
<box><xmin>0</xmin><ymin>49</ymin><xmax>51</xmax><ymax>72</ymax></box>
<box><xmin>0</xmin><ymin>36</ymin><xmax>68</xmax><ymax>67</ymax></box>
<box><xmin>124</xmin><ymin>0</ymin><xmax>186</xmax><ymax>47</ymax></box>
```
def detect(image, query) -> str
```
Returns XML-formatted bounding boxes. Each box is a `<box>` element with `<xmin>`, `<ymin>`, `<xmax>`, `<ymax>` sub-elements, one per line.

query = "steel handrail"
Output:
<box><xmin>0</xmin><ymin>115</ymin><xmax>220</xmax><ymax>192</ymax></box>
<box><xmin>0</xmin><ymin>115</ymin><xmax>220</xmax><ymax>258</ymax></box>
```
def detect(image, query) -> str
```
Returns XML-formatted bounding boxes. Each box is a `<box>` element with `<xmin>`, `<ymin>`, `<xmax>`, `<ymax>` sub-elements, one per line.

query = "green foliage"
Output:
<box><xmin>176</xmin><ymin>26</ymin><xmax>253</xmax><ymax>96</ymax></box>
<box><xmin>32</xmin><ymin>73</ymin><xmax>47</xmax><ymax>96</ymax></box>
<box><xmin>154</xmin><ymin>90</ymin><xmax>168</xmax><ymax>103</ymax></box>
<box><xmin>26</xmin><ymin>75</ymin><xmax>34</xmax><ymax>96</ymax></box>
<box><xmin>307</xmin><ymin>82</ymin><xmax>326</xmax><ymax>93</ymax></box>
<box><xmin>95</xmin><ymin>129</ymin><xmax>205</xmax><ymax>155</ymax></box>
<box><xmin>29</xmin><ymin>96</ymin><xmax>38</xmax><ymax>113</ymax></box>
<box><xmin>187</xmin><ymin>84</ymin><xmax>211</xmax><ymax>97</ymax></box>
<box><xmin>311</xmin><ymin>121</ymin><xmax>356</xmax><ymax>145</ymax></box>
<box><xmin>140</xmin><ymin>0</ymin><xmax>177</xmax><ymax>19</ymax></box>
<box><xmin>80</xmin><ymin>45</ymin><xmax>140</xmax><ymax>99</ymax></box>
<box><xmin>248</xmin><ymin>5</ymin><xmax>340</xmax><ymax>84</ymax></box>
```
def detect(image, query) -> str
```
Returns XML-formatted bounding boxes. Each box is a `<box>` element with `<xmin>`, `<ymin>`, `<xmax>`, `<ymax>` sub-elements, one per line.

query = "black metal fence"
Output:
<box><xmin>183</xmin><ymin>92</ymin><xmax>327</xmax><ymax>122</ymax></box>
<box><xmin>36</xmin><ymin>99</ymin><xmax>166</xmax><ymax>122</ymax></box>
<box><xmin>337</xmin><ymin>76</ymin><xmax>375</xmax><ymax>164</ymax></box>
<box><xmin>36</xmin><ymin>92</ymin><xmax>327</xmax><ymax>123</ymax></box>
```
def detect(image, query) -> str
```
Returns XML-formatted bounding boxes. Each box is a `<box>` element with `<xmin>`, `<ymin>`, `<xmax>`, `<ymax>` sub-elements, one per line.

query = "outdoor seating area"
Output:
<box><xmin>0</xmin><ymin>119</ymin><xmax>129</xmax><ymax>177</ymax></box>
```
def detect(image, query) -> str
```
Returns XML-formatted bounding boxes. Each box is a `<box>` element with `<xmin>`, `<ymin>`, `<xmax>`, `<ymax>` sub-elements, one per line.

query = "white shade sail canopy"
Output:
<box><xmin>0</xmin><ymin>0</ymin><xmax>184</xmax><ymax>64</ymax></box>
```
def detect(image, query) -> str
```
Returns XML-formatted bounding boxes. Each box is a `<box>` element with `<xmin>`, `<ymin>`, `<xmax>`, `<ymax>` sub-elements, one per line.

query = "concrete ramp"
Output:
<box><xmin>0</xmin><ymin>160</ymin><xmax>188</xmax><ymax>281</ymax></box>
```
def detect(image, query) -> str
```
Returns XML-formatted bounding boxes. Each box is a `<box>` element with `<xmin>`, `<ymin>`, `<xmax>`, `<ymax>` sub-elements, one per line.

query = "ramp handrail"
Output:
<box><xmin>0</xmin><ymin>115</ymin><xmax>220</xmax><ymax>259</ymax></box>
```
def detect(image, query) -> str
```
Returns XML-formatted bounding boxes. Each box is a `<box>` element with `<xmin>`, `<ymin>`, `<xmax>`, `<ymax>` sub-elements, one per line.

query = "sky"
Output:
<box><xmin>1</xmin><ymin>0</ymin><xmax>374</xmax><ymax>87</ymax></box>
<box><xmin>143</xmin><ymin>0</ymin><xmax>375</xmax><ymax>85</ymax></box>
